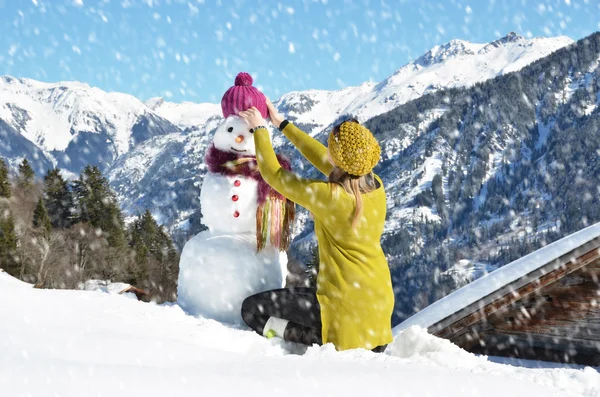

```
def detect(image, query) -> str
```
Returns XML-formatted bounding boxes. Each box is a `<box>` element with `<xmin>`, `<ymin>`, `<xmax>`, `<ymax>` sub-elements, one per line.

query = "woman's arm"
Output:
<box><xmin>279</xmin><ymin>121</ymin><xmax>334</xmax><ymax>177</ymax></box>
<box><xmin>251</xmin><ymin>126</ymin><xmax>330</xmax><ymax>212</ymax></box>
<box><xmin>266</xmin><ymin>99</ymin><xmax>334</xmax><ymax>177</ymax></box>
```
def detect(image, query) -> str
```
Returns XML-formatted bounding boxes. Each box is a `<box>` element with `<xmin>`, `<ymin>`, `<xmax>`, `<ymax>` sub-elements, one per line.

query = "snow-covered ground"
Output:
<box><xmin>1</xmin><ymin>270</ymin><xmax>598</xmax><ymax>397</ymax></box>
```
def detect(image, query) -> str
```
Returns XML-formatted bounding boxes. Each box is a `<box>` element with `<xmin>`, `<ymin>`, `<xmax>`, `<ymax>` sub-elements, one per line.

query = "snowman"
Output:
<box><xmin>177</xmin><ymin>73</ymin><xmax>295</xmax><ymax>324</ymax></box>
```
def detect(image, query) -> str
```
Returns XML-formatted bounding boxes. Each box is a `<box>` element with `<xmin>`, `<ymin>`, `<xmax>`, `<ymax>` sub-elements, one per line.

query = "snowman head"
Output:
<box><xmin>213</xmin><ymin>115</ymin><xmax>259</xmax><ymax>156</ymax></box>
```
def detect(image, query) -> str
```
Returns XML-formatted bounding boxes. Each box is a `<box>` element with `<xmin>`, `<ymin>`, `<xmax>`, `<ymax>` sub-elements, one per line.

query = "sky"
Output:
<box><xmin>1</xmin><ymin>0</ymin><xmax>599</xmax><ymax>104</ymax></box>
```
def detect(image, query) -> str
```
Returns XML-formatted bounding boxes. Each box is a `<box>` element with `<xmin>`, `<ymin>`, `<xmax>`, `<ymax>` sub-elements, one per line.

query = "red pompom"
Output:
<box><xmin>234</xmin><ymin>72</ymin><xmax>253</xmax><ymax>86</ymax></box>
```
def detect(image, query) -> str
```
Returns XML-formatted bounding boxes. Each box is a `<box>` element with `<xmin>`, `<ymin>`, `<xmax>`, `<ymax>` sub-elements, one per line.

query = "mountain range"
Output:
<box><xmin>3</xmin><ymin>31</ymin><xmax>596</xmax><ymax>321</ymax></box>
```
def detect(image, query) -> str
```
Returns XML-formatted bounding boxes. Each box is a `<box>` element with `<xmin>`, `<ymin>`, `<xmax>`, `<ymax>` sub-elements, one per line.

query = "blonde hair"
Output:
<box><xmin>329</xmin><ymin>167</ymin><xmax>377</xmax><ymax>229</ymax></box>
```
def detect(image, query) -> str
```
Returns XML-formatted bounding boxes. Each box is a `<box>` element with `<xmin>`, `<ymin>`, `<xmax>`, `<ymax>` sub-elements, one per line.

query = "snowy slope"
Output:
<box><xmin>394</xmin><ymin>222</ymin><xmax>600</xmax><ymax>333</ymax></box>
<box><xmin>1</xmin><ymin>270</ymin><xmax>598</xmax><ymax>397</ymax></box>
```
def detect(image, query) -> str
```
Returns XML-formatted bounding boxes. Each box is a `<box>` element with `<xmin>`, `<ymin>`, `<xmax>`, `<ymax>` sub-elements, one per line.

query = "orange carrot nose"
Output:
<box><xmin>235</xmin><ymin>135</ymin><xmax>244</xmax><ymax>143</ymax></box>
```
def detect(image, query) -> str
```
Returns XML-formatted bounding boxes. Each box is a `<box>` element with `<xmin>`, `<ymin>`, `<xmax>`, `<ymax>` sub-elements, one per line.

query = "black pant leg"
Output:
<box><xmin>241</xmin><ymin>287</ymin><xmax>322</xmax><ymax>345</ymax></box>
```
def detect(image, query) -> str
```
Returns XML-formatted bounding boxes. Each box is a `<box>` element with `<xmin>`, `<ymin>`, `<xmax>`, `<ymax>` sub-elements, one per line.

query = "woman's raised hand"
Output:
<box><xmin>239</xmin><ymin>107</ymin><xmax>264</xmax><ymax>130</ymax></box>
<box><xmin>266</xmin><ymin>98</ymin><xmax>284</xmax><ymax>129</ymax></box>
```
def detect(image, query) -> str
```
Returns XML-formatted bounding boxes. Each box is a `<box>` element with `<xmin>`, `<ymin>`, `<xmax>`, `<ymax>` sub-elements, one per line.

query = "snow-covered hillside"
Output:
<box><xmin>1</xmin><ymin>270</ymin><xmax>598</xmax><ymax>397</ymax></box>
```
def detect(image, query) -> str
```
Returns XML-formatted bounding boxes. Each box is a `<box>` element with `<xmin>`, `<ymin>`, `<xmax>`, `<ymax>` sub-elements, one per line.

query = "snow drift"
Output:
<box><xmin>0</xmin><ymin>269</ymin><xmax>598</xmax><ymax>397</ymax></box>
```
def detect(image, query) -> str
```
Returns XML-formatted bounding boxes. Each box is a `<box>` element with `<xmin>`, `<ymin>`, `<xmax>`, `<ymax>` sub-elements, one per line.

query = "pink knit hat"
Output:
<box><xmin>221</xmin><ymin>72</ymin><xmax>268</xmax><ymax>119</ymax></box>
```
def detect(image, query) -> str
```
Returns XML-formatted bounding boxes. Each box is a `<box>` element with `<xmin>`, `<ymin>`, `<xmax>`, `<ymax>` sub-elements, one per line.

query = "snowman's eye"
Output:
<box><xmin>227</xmin><ymin>127</ymin><xmax>234</xmax><ymax>133</ymax></box>
<box><xmin>249</xmin><ymin>129</ymin><xmax>254</xmax><ymax>134</ymax></box>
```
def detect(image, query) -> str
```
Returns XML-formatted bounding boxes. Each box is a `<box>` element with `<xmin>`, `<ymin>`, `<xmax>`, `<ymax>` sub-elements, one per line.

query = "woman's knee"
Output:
<box><xmin>241</xmin><ymin>295</ymin><xmax>257</xmax><ymax>327</ymax></box>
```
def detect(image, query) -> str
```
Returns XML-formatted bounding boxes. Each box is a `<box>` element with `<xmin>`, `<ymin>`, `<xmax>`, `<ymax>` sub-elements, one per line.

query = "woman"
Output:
<box><xmin>239</xmin><ymin>100</ymin><xmax>394</xmax><ymax>352</ymax></box>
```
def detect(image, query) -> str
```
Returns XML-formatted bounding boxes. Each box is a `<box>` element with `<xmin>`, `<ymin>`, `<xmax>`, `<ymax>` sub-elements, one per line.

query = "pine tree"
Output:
<box><xmin>432</xmin><ymin>174</ymin><xmax>446</xmax><ymax>220</ymax></box>
<box><xmin>0</xmin><ymin>206</ymin><xmax>18</xmax><ymax>276</ymax></box>
<box><xmin>17</xmin><ymin>159</ymin><xmax>35</xmax><ymax>188</ymax></box>
<box><xmin>0</xmin><ymin>158</ymin><xmax>11</xmax><ymax>199</ymax></box>
<box><xmin>130</xmin><ymin>210</ymin><xmax>163</xmax><ymax>265</ymax></box>
<box><xmin>33</xmin><ymin>197</ymin><xmax>52</xmax><ymax>237</ymax></box>
<box><xmin>43</xmin><ymin>168</ymin><xmax>74</xmax><ymax>229</ymax></box>
<box><xmin>129</xmin><ymin>209</ymin><xmax>179</xmax><ymax>295</ymax></box>
<box><xmin>129</xmin><ymin>219</ymin><xmax>149</xmax><ymax>286</ymax></box>
<box><xmin>72</xmin><ymin>165</ymin><xmax>125</xmax><ymax>247</ymax></box>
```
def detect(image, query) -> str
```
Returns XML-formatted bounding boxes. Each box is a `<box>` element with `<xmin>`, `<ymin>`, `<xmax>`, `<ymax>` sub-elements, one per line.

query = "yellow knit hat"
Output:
<box><xmin>327</xmin><ymin>121</ymin><xmax>381</xmax><ymax>176</ymax></box>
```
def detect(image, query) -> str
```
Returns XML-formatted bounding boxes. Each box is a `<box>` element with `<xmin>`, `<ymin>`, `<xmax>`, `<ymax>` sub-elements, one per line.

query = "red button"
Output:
<box><xmin>232</xmin><ymin>195</ymin><xmax>239</xmax><ymax>202</ymax></box>
<box><xmin>234</xmin><ymin>180</ymin><xmax>241</xmax><ymax>187</ymax></box>
<box><xmin>233</xmin><ymin>211</ymin><xmax>240</xmax><ymax>218</ymax></box>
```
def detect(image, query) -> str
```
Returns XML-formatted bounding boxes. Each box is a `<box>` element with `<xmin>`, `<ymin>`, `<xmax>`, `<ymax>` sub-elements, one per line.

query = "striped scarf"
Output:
<box><xmin>204</xmin><ymin>145</ymin><xmax>295</xmax><ymax>252</ymax></box>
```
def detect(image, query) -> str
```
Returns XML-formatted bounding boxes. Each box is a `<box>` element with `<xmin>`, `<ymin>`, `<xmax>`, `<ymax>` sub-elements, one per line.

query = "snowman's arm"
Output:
<box><xmin>254</xmin><ymin>127</ymin><xmax>330</xmax><ymax>213</ymax></box>
<box><xmin>279</xmin><ymin>121</ymin><xmax>334</xmax><ymax>177</ymax></box>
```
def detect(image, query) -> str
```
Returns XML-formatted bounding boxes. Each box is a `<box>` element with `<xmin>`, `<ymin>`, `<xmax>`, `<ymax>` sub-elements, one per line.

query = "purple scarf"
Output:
<box><xmin>204</xmin><ymin>144</ymin><xmax>291</xmax><ymax>204</ymax></box>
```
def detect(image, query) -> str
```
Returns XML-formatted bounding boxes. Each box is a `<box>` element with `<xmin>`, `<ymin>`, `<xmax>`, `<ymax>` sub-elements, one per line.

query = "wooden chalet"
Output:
<box><xmin>119</xmin><ymin>285</ymin><xmax>151</xmax><ymax>301</ymax></box>
<box><xmin>395</xmin><ymin>223</ymin><xmax>600</xmax><ymax>366</ymax></box>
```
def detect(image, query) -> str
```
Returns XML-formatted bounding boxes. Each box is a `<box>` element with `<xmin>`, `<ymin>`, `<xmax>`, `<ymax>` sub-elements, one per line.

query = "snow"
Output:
<box><xmin>105</xmin><ymin>131</ymin><xmax>187</xmax><ymax>187</ymax></box>
<box><xmin>178</xmin><ymin>231</ymin><xmax>284</xmax><ymax>324</ymax></box>
<box><xmin>442</xmin><ymin>259</ymin><xmax>499</xmax><ymax>285</ymax></box>
<box><xmin>303</xmin><ymin>34</ymin><xmax>571</xmax><ymax>133</ymax></box>
<box><xmin>1</xmin><ymin>270</ymin><xmax>598</xmax><ymax>397</ymax></box>
<box><xmin>390</xmin><ymin>206</ymin><xmax>440</xmax><ymax>228</ymax></box>
<box><xmin>395</xmin><ymin>221</ymin><xmax>600</xmax><ymax>333</ymax></box>
<box><xmin>382</xmin><ymin>151</ymin><xmax>444</xmax><ymax>232</ymax></box>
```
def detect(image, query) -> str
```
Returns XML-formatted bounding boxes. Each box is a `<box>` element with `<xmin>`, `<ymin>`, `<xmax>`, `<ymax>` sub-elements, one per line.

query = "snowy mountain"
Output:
<box><xmin>142</xmin><ymin>33</ymin><xmax>572</xmax><ymax>136</ymax></box>
<box><xmin>140</xmin><ymin>33</ymin><xmax>573</xmax><ymax>136</ymax></box>
<box><xmin>106</xmin><ymin>117</ymin><xmax>222</xmax><ymax>228</ymax></box>
<box><xmin>103</xmin><ymin>33</ymin><xmax>573</xmax><ymax>230</ymax></box>
<box><xmin>0</xmin><ymin>76</ymin><xmax>179</xmax><ymax>175</ymax></box>
<box><xmin>1</xmin><ymin>269</ymin><xmax>598</xmax><ymax>396</ymax></box>
<box><xmin>274</xmin><ymin>33</ymin><xmax>572</xmax><ymax>134</ymax></box>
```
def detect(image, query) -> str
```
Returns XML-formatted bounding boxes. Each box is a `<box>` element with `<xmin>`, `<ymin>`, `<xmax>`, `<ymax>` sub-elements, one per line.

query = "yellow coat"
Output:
<box><xmin>254</xmin><ymin>123</ymin><xmax>394</xmax><ymax>351</ymax></box>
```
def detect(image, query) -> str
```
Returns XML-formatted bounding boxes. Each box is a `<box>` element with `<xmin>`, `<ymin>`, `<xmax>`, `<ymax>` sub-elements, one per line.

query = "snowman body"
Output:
<box><xmin>178</xmin><ymin>116</ymin><xmax>287</xmax><ymax>324</ymax></box>
<box><xmin>200</xmin><ymin>173</ymin><xmax>258</xmax><ymax>234</ymax></box>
